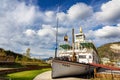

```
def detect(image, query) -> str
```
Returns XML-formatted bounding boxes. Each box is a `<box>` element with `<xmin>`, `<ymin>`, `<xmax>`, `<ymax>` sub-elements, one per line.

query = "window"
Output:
<box><xmin>89</xmin><ymin>56</ymin><xmax>92</xmax><ymax>58</ymax></box>
<box><xmin>76</xmin><ymin>35</ymin><xmax>82</xmax><ymax>37</ymax></box>
<box><xmin>79</xmin><ymin>55</ymin><xmax>86</xmax><ymax>58</ymax></box>
<box><xmin>76</xmin><ymin>35</ymin><xmax>82</xmax><ymax>39</ymax></box>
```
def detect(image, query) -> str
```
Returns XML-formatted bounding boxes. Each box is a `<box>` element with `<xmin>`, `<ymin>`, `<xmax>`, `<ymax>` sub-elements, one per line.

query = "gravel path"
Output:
<box><xmin>33</xmin><ymin>71</ymin><xmax>89</xmax><ymax>80</ymax></box>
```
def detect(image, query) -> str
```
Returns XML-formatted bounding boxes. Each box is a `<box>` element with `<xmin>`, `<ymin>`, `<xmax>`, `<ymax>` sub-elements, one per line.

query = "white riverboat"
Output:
<box><xmin>52</xmin><ymin>27</ymin><xmax>100</xmax><ymax>78</ymax></box>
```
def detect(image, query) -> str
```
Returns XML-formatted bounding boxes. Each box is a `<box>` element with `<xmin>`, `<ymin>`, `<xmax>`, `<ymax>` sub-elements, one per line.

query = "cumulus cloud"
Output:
<box><xmin>87</xmin><ymin>24</ymin><xmax>120</xmax><ymax>39</ymax></box>
<box><xmin>12</xmin><ymin>2</ymin><xmax>36</xmax><ymax>24</ymax></box>
<box><xmin>94</xmin><ymin>25</ymin><xmax>120</xmax><ymax>38</ymax></box>
<box><xmin>67</xmin><ymin>3</ymin><xmax>93</xmax><ymax>20</ymax></box>
<box><xmin>95</xmin><ymin>0</ymin><xmax>120</xmax><ymax>23</ymax></box>
<box><xmin>85</xmin><ymin>24</ymin><xmax>120</xmax><ymax>46</ymax></box>
<box><xmin>56</xmin><ymin>3</ymin><xmax>95</xmax><ymax>29</ymax></box>
<box><xmin>0</xmin><ymin>1</ymin><xmax>36</xmax><ymax>27</ymax></box>
<box><xmin>38</xmin><ymin>24</ymin><xmax>56</xmax><ymax>37</ymax></box>
<box><xmin>44</xmin><ymin>11</ymin><xmax>56</xmax><ymax>23</ymax></box>
<box><xmin>57</xmin><ymin>12</ymin><xmax>67</xmax><ymax>21</ymax></box>
<box><xmin>45</xmin><ymin>11</ymin><xmax>55</xmax><ymax>18</ymax></box>
<box><xmin>57</xmin><ymin>3</ymin><xmax>93</xmax><ymax>22</ymax></box>
<box><xmin>37</xmin><ymin>24</ymin><xmax>68</xmax><ymax>37</ymax></box>
<box><xmin>24</xmin><ymin>29</ymin><xmax>36</xmax><ymax>36</ymax></box>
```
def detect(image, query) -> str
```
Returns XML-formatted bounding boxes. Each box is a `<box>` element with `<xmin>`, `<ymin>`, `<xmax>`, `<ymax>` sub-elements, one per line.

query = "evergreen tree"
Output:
<box><xmin>21</xmin><ymin>53</ymin><xmax>27</xmax><ymax>63</ymax></box>
<box><xmin>26</xmin><ymin>48</ymin><xmax>30</xmax><ymax>58</ymax></box>
<box><xmin>15</xmin><ymin>56</ymin><xmax>19</xmax><ymax>62</ymax></box>
<box><xmin>0</xmin><ymin>49</ymin><xmax>6</xmax><ymax>56</ymax></box>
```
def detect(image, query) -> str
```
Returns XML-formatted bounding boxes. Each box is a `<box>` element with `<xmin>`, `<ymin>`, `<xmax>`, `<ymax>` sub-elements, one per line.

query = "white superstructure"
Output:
<box><xmin>58</xmin><ymin>27</ymin><xmax>99</xmax><ymax>64</ymax></box>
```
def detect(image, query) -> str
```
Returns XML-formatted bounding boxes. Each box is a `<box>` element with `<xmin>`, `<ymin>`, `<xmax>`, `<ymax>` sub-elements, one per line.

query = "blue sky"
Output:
<box><xmin>0</xmin><ymin>0</ymin><xmax>120</xmax><ymax>58</ymax></box>
<box><xmin>23</xmin><ymin>0</ymin><xmax>109</xmax><ymax>11</ymax></box>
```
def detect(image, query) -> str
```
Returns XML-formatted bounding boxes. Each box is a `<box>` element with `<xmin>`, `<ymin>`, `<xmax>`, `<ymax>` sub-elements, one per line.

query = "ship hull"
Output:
<box><xmin>52</xmin><ymin>59</ymin><xmax>95</xmax><ymax>78</ymax></box>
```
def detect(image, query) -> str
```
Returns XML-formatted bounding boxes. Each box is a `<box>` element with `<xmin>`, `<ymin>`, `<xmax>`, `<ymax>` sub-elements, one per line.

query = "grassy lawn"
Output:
<box><xmin>6</xmin><ymin>68</ymin><xmax>51</xmax><ymax>80</ymax></box>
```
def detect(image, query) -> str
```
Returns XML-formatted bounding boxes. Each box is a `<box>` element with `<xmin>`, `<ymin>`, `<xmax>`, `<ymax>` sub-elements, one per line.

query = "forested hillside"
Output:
<box><xmin>97</xmin><ymin>42</ymin><xmax>120</xmax><ymax>61</ymax></box>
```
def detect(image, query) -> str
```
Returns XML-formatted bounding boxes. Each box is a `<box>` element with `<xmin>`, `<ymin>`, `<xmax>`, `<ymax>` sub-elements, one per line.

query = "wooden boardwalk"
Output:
<box><xmin>94</xmin><ymin>70</ymin><xmax>120</xmax><ymax>79</ymax></box>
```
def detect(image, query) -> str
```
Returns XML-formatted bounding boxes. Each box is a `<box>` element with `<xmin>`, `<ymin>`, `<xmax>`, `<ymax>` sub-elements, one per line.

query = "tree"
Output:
<box><xmin>0</xmin><ymin>49</ymin><xmax>6</xmax><ymax>56</ymax></box>
<box><xmin>15</xmin><ymin>56</ymin><xmax>19</xmax><ymax>62</ymax></box>
<box><xmin>26</xmin><ymin>48</ymin><xmax>30</xmax><ymax>58</ymax></box>
<box><xmin>21</xmin><ymin>48</ymin><xmax>31</xmax><ymax>63</ymax></box>
<box><xmin>21</xmin><ymin>53</ymin><xmax>27</xmax><ymax>63</ymax></box>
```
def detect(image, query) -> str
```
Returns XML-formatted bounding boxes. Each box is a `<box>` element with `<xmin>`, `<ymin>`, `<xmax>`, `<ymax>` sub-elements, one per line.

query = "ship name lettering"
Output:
<box><xmin>62</xmin><ymin>63</ymin><xmax>70</xmax><ymax>67</ymax></box>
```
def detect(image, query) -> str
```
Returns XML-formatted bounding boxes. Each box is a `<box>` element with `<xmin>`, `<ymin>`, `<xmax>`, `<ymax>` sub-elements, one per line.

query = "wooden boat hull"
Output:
<box><xmin>52</xmin><ymin>59</ymin><xmax>95</xmax><ymax>78</ymax></box>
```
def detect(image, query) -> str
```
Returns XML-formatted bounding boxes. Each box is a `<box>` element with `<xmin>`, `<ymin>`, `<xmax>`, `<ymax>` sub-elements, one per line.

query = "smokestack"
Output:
<box><xmin>72</xmin><ymin>28</ymin><xmax>76</xmax><ymax>62</ymax></box>
<box><xmin>72</xmin><ymin>28</ymin><xmax>75</xmax><ymax>50</ymax></box>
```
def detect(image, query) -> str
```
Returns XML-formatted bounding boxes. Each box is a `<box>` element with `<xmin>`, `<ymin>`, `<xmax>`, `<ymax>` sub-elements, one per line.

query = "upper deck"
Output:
<box><xmin>57</xmin><ymin>27</ymin><xmax>99</xmax><ymax>63</ymax></box>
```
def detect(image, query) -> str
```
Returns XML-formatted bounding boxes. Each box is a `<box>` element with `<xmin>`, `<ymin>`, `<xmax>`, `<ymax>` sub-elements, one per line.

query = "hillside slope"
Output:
<box><xmin>0</xmin><ymin>48</ymin><xmax>43</xmax><ymax>63</ymax></box>
<box><xmin>97</xmin><ymin>42</ymin><xmax>120</xmax><ymax>60</ymax></box>
<box><xmin>0</xmin><ymin>48</ymin><xmax>23</xmax><ymax>58</ymax></box>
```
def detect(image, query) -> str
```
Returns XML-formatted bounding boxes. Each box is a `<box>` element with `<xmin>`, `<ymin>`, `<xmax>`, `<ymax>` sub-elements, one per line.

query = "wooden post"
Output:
<box><xmin>94</xmin><ymin>68</ymin><xmax>97</xmax><ymax>78</ymax></box>
<box><xmin>111</xmin><ymin>70</ymin><xmax>114</xmax><ymax>80</ymax></box>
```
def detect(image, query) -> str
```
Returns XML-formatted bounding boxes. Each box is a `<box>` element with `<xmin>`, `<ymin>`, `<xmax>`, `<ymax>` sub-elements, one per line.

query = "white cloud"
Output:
<box><xmin>95</xmin><ymin>0</ymin><xmax>120</xmax><ymax>23</ymax></box>
<box><xmin>85</xmin><ymin>24</ymin><xmax>120</xmax><ymax>46</ymax></box>
<box><xmin>57</xmin><ymin>12</ymin><xmax>67</xmax><ymax>21</ymax></box>
<box><xmin>86</xmin><ymin>24</ymin><xmax>120</xmax><ymax>39</ymax></box>
<box><xmin>94</xmin><ymin>25</ymin><xmax>120</xmax><ymax>38</ymax></box>
<box><xmin>117</xmin><ymin>23</ymin><xmax>120</xmax><ymax>26</ymax></box>
<box><xmin>56</xmin><ymin>3</ymin><xmax>95</xmax><ymax>29</ymax></box>
<box><xmin>44</xmin><ymin>11</ymin><xmax>56</xmax><ymax>23</ymax></box>
<box><xmin>12</xmin><ymin>2</ymin><xmax>36</xmax><ymax>25</ymax></box>
<box><xmin>45</xmin><ymin>11</ymin><xmax>55</xmax><ymax>18</ymax></box>
<box><xmin>24</xmin><ymin>29</ymin><xmax>36</xmax><ymax>36</ymax></box>
<box><xmin>37</xmin><ymin>24</ymin><xmax>56</xmax><ymax>37</ymax></box>
<box><xmin>67</xmin><ymin>3</ymin><xmax>93</xmax><ymax>20</ymax></box>
<box><xmin>37</xmin><ymin>24</ymin><xmax>68</xmax><ymax>37</ymax></box>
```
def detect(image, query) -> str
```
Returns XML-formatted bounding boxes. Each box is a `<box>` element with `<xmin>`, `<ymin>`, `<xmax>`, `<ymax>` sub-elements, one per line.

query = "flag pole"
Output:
<box><xmin>55</xmin><ymin>18</ymin><xmax>58</xmax><ymax>58</ymax></box>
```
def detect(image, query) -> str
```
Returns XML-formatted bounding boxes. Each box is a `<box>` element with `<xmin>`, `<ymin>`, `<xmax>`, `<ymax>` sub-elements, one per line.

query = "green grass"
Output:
<box><xmin>38</xmin><ymin>63</ymin><xmax>51</xmax><ymax>66</ymax></box>
<box><xmin>6</xmin><ymin>68</ymin><xmax>51</xmax><ymax>80</ymax></box>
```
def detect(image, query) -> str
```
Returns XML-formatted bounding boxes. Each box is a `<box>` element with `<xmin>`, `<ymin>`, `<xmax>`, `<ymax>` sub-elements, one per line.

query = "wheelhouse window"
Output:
<box><xmin>76</xmin><ymin>35</ymin><xmax>82</xmax><ymax>37</ymax></box>
<box><xmin>76</xmin><ymin>35</ymin><xmax>82</xmax><ymax>39</ymax></box>
<box><xmin>79</xmin><ymin>55</ymin><xmax>86</xmax><ymax>58</ymax></box>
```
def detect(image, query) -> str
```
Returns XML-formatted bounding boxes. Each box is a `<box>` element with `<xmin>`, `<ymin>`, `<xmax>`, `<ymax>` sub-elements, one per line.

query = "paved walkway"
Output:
<box><xmin>33</xmin><ymin>71</ymin><xmax>89</xmax><ymax>80</ymax></box>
